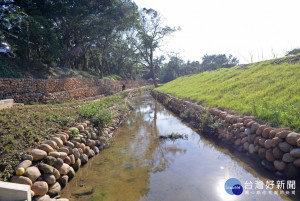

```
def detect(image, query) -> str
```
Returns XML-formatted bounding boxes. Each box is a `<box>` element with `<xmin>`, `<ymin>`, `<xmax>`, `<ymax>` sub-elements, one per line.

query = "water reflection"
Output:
<box><xmin>61</xmin><ymin>94</ymin><xmax>298</xmax><ymax>201</ymax></box>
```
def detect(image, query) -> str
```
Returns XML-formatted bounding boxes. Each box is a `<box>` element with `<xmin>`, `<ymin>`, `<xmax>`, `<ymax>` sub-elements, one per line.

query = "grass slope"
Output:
<box><xmin>157</xmin><ymin>55</ymin><xmax>300</xmax><ymax>131</ymax></box>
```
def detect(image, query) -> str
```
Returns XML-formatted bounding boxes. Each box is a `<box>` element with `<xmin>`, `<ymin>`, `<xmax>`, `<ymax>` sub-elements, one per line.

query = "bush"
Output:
<box><xmin>0</xmin><ymin>58</ymin><xmax>22</xmax><ymax>78</ymax></box>
<box><xmin>286</xmin><ymin>48</ymin><xmax>300</xmax><ymax>56</ymax></box>
<box><xmin>69</xmin><ymin>128</ymin><xmax>80</xmax><ymax>138</ymax></box>
<box><xmin>78</xmin><ymin>101</ymin><xmax>116</xmax><ymax>129</ymax></box>
<box><xmin>46</xmin><ymin>114</ymin><xmax>75</xmax><ymax>127</ymax></box>
<box><xmin>196</xmin><ymin>109</ymin><xmax>218</xmax><ymax>133</ymax></box>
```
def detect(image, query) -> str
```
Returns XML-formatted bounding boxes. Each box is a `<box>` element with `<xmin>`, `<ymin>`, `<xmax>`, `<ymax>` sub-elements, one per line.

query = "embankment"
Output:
<box><xmin>152</xmin><ymin>90</ymin><xmax>300</xmax><ymax>179</ymax></box>
<box><xmin>157</xmin><ymin>55</ymin><xmax>300</xmax><ymax>131</ymax></box>
<box><xmin>9</xmin><ymin>120</ymin><xmax>117</xmax><ymax>201</ymax></box>
<box><xmin>1</xmin><ymin>88</ymin><xmax>146</xmax><ymax>201</ymax></box>
<box><xmin>0</xmin><ymin>78</ymin><xmax>147</xmax><ymax>103</ymax></box>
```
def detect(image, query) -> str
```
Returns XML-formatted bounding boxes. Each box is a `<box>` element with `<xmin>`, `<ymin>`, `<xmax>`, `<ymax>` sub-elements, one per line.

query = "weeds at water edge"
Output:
<box><xmin>159</xmin><ymin>132</ymin><xmax>188</xmax><ymax>140</ymax></box>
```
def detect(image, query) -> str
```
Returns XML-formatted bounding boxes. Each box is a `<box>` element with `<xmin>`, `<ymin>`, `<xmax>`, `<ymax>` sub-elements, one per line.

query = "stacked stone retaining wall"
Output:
<box><xmin>10</xmin><ymin>120</ymin><xmax>118</xmax><ymax>201</ymax></box>
<box><xmin>152</xmin><ymin>90</ymin><xmax>300</xmax><ymax>179</ymax></box>
<box><xmin>0</xmin><ymin>78</ymin><xmax>147</xmax><ymax>103</ymax></box>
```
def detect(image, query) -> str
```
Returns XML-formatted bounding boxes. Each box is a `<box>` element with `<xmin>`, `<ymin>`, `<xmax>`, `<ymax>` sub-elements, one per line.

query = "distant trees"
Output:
<box><xmin>159</xmin><ymin>56</ymin><xmax>184</xmax><ymax>83</ymax></box>
<box><xmin>158</xmin><ymin>54</ymin><xmax>239</xmax><ymax>83</ymax></box>
<box><xmin>201</xmin><ymin>54</ymin><xmax>239</xmax><ymax>71</ymax></box>
<box><xmin>286</xmin><ymin>48</ymin><xmax>300</xmax><ymax>56</ymax></box>
<box><xmin>159</xmin><ymin>57</ymin><xmax>202</xmax><ymax>83</ymax></box>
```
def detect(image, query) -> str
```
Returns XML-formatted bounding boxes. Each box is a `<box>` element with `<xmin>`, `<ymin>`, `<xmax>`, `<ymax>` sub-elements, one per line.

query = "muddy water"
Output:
<box><xmin>61</xmin><ymin>94</ymin><xmax>299</xmax><ymax>201</ymax></box>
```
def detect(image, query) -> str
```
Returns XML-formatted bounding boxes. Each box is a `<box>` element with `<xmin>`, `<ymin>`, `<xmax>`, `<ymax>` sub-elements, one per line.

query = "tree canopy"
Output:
<box><xmin>201</xmin><ymin>54</ymin><xmax>239</xmax><ymax>71</ymax></box>
<box><xmin>1</xmin><ymin>2</ymin><xmax>240</xmax><ymax>84</ymax></box>
<box><xmin>158</xmin><ymin>54</ymin><xmax>239</xmax><ymax>83</ymax></box>
<box><xmin>285</xmin><ymin>48</ymin><xmax>300</xmax><ymax>56</ymax></box>
<box><xmin>0</xmin><ymin>0</ymin><xmax>141</xmax><ymax>78</ymax></box>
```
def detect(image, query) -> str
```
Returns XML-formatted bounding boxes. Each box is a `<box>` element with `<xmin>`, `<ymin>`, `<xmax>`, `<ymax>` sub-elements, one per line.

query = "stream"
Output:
<box><xmin>61</xmin><ymin>93</ymin><xmax>299</xmax><ymax>201</ymax></box>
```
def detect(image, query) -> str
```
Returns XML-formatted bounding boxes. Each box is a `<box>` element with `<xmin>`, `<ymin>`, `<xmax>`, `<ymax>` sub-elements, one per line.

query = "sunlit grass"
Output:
<box><xmin>157</xmin><ymin>56</ymin><xmax>300</xmax><ymax>131</ymax></box>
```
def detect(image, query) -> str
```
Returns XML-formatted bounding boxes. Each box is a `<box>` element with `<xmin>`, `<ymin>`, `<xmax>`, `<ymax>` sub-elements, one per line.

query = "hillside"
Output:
<box><xmin>157</xmin><ymin>55</ymin><xmax>300</xmax><ymax>131</ymax></box>
<box><xmin>0</xmin><ymin>57</ymin><xmax>124</xmax><ymax>79</ymax></box>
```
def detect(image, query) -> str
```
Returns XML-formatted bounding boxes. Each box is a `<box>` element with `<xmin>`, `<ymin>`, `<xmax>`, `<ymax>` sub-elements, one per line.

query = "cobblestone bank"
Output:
<box><xmin>152</xmin><ymin>90</ymin><xmax>300</xmax><ymax>179</ymax></box>
<box><xmin>0</xmin><ymin>78</ymin><xmax>146</xmax><ymax>103</ymax></box>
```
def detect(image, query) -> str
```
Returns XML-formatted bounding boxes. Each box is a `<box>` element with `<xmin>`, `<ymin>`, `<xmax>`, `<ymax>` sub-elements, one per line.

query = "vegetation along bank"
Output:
<box><xmin>0</xmin><ymin>88</ymin><xmax>145</xmax><ymax>200</ymax></box>
<box><xmin>153</xmin><ymin>55</ymin><xmax>300</xmax><ymax>179</ymax></box>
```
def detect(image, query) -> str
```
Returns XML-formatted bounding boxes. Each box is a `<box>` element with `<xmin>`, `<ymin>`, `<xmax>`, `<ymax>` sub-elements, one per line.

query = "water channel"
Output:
<box><xmin>61</xmin><ymin>94</ymin><xmax>299</xmax><ymax>201</ymax></box>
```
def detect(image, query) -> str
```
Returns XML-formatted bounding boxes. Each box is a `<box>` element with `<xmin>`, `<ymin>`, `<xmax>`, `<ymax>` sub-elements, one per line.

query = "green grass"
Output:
<box><xmin>78</xmin><ymin>93</ymin><xmax>130</xmax><ymax>129</ymax></box>
<box><xmin>157</xmin><ymin>55</ymin><xmax>300</xmax><ymax>131</ymax></box>
<box><xmin>103</xmin><ymin>74</ymin><xmax>123</xmax><ymax>80</ymax></box>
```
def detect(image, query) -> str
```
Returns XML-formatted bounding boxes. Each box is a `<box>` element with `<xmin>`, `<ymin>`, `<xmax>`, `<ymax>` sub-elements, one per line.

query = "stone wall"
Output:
<box><xmin>10</xmin><ymin>121</ymin><xmax>118</xmax><ymax>201</ymax></box>
<box><xmin>0</xmin><ymin>99</ymin><xmax>14</xmax><ymax>110</ymax></box>
<box><xmin>152</xmin><ymin>90</ymin><xmax>300</xmax><ymax>179</ymax></box>
<box><xmin>0</xmin><ymin>78</ymin><xmax>147</xmax><ymax>103</ymax></box>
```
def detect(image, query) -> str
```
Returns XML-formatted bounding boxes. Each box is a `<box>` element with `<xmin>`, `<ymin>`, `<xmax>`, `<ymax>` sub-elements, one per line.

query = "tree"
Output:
<box><xmin>159</xmin><ymin>54</ymin><xmax>201</xmax><ymax>83</ymax></box>
<box><xmin>91</xmin><ymin>0</ymin><xmax>139</xmax><ymax>78</ymax></box>
<box><xmin>163</xmin><ymin>56</ymin><xmax>183</xmax><ymax>82</ymax></box>
<box><xmin>106</xmin><ymin>32</ymin><xmax>142</xmax><ymax>79</ymax></box>
<box><xmin>143</xmin><ymin>55</ymin><xmax>165</xmax><ymax>79</ymax></box>
<box><xmin>286</xmin><ymin>48</ymin><xmax>300</xmax><ymax>56</ymax></box>
<box><xmin>0</xmin><ymin>0</ymin><xmax>140</xmax><ymax>76</ymax></box>
<box><xmin>135</xmin><ymin>8</ymin><xmax>178</xmax><ymax>87</ymax></box>
<box><xmin>201</xmin><ymin>54</ymin><xmax>239</xmax><ymax>71</ymax></box>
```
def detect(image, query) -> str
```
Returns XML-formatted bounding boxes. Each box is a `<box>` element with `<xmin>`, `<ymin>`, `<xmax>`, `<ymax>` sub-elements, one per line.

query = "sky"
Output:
<box><xmin>133</xmin><ymin>0</ymin><xmax>300</xmax><ymax>64</ymax></box>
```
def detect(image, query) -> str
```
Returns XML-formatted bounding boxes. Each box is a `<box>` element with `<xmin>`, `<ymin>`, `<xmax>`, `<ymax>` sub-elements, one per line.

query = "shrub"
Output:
<box><xmin>0</xmin><ymin>58</ymin><xmax>22</xmax><ymax>78</ymax></box>
<box><xmin>46</xmin><ymin>114</ymin><xmax>75</xmax><ymax>127</ymax></box>
<box><xmin>69</xmin><ymin>128</ymin><xmax>80</xmax><ymax>138</ymax></box>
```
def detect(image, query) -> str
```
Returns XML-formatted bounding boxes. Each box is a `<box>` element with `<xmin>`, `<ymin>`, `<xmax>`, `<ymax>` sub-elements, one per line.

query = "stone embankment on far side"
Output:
<box><xmin>152</xmin><ymin>90</ymin><xmax>300</xmax><ymax>179</ymax></box>
<box><xmin>0</xmin><ymin>78</ymin><xmax>147</xmax><ymax>103</ymax></box>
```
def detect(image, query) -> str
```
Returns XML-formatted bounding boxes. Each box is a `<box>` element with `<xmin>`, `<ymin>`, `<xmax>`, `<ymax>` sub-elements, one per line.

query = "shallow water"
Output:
<box><xmin>61</xmin><ymin>94</ymin><xmax>299</xmax><ymax>201</ymax></box>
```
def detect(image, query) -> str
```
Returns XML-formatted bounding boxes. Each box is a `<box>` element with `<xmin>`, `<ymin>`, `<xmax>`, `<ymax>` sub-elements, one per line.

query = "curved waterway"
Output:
<box><xmin>61</xmin><ymin>94</ymin><xmax>299</xmax><ymax>201</ymax></box>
